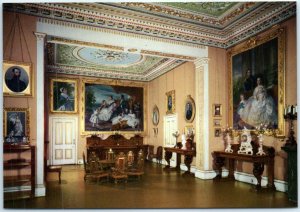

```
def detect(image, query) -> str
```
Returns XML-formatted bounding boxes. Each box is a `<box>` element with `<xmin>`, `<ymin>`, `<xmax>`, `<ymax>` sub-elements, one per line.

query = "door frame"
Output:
<box><xmin>48</xmin><ymin>115</ymin><xmax>78</xmax><ymax>165</ymax></box>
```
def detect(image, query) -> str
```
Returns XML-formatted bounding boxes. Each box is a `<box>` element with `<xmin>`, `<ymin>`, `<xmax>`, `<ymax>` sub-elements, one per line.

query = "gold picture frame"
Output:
<box><xmin>166</xmin><ymin>90</ymin><xmax>175</xmax><ymax>114</ymax></box>
<box><xmin>228</xmin><ymin>28</ymin><xmax>285</xmax><ymax>136</ymax></box>
<box><xmin>4</xmin><ymin>107</ymin><xmax>30</xmax><ymax>139</ymax></box>
<box><xmin>214</xmin><ymin>128</ymin><xmax>221</xmax><ymax>137</ymax></box>
<box><xmin>50</xmin><ymin>78</ymin><xmax>78</xmax><ymax>113</ymax></box>
<box><xmin>184</xmin><ymin>95</ymin><xmax>195</xmax><ymax>123</ymax></box>
<box><xmin>213</xmin><ymin>119</ymin><xmax>222</xmax><ymax>127</ymax></box>
<box><xmin>152</xmin><ymin>105</ymin><xmax>159</xmax><ymax>126</ymax></box>
<box><xmin>3</xmin><ymin>60</ymin><xmax>33</xmax><ymax>97</ymax></box>
<box><xmin>213</xmin><ymin>104</ymin><xmax>222</xmax><ymax>117</ymax></box>
<box><xmin>81</xmin><ymin>79</ymin><xmax>147</xmax><ymax>135</ymax></box>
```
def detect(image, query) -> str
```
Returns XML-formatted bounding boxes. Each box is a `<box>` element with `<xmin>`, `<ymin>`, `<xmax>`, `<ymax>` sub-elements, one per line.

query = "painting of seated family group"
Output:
<box><xmin>85</xmin><ymin>83</ymin><xmax>144</xmax><ymax>132</ymax></box>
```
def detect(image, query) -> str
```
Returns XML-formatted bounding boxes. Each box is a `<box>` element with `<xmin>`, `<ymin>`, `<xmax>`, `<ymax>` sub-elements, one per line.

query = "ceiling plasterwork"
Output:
<box><xmin>4</xmin><ymin>2</ymin><xmax>296</xmax><ymax>82</ymax></box>
<box><xmin>4</xmin><ymin>2</ymin><xmax>296</xmax><ymax>48</ymax></box>
<box><xmin>46</xmin><ymin>41</ymin><xmax>186</xmax><ymax>81</ymax></box>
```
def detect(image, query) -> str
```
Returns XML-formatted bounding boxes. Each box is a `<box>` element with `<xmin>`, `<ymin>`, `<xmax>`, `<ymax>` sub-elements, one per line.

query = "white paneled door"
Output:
<box><xmin>164</xmin><ymin>114</ymin><xmax>178</xmax><ymax>147</ymax></box>
<box><xmin>49</xmin><ymin>116</ymin><xmax>78</xmax><ymax>165</ymax></box>
<box><xmin>164</xmin><ymin>114</ymin><xmax>178</xmax><ymax>167</ymax></box>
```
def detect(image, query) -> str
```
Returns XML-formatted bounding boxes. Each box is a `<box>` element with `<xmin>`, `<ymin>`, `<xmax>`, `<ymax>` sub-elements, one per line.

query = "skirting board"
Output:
<box><xmin>149</xmin><ymin>160</ymin><xmax>288</xmax><ymax>192</ymax></box>
<box><xmin>193</xmin><ymin>167</ymin><xmax>287</xmax><ymax>192</ymax></box>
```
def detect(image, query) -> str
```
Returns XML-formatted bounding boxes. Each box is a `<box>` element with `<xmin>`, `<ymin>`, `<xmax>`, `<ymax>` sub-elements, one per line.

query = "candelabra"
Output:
<box><xmin>284</xmin><ymin>105</ymin><xmax>297</xmax><ymax>147</ymax></box>
<box><xmin>256</xmin><ymin>124</ymin><xmax>267</xmax><ymax>156</ymax></box>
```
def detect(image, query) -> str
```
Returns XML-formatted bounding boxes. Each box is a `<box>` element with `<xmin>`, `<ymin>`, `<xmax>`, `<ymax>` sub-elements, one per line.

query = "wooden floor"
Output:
<box><xmin>4</xmin><ymin>162</ymin><xmax>297</xmax><ymax>209</ymax></box>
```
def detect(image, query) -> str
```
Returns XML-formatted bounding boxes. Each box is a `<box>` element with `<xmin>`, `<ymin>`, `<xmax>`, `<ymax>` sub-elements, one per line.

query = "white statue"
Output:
<box><xmin>256</xmin><ymin>134</ymin><xmax>266</xmax><ymax>156</ymax></box>
<box><xmin>238</xmin><ymin>127</ymin><xmax>253</xmax><ymax>155</ymax></box>
<box><xmin>224</xmin><ymin>133</ymin><xmax>233</xmax><ymax>153</ymax></box>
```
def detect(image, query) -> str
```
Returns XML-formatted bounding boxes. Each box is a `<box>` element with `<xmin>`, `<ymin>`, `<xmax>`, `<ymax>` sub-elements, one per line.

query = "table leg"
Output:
<box><xmin>184</xmin><ymin>155</ymin><xmax>193</xmax><ymax>174</ymax></box>
<box><xmin>176</xmin><ymin>153</ymin><xmax>181</xmax><ymax>171</ymax></box>
<box><xmin>253</xmin><ymin>162</ymin><xmax>264</xmax><ymax>190</ymax></box>
<box><xmin>213</xmin><ymin>157</ymin><xmax>225</xmax><ymax>180</ymax></box>
<box><xmin>267</xmin><ymin>158</ymin><xmax>276</xmax><ymax>190</ymax></box>
<box><xmin>228</xmin><ymin>159</ymin><xmax>235</xmax><ymax>180</ymax></box>
<box><xmin>164</xmin><ymin>151</ymin><xmax>172</xmax><ymax>168</ymax></box>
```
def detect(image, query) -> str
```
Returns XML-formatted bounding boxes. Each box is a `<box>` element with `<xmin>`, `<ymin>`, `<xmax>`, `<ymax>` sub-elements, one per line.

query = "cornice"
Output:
<box><xmin>4</xmin><ymin>2</ymin><xmax>296</xmax><ymax>49</ymax></box>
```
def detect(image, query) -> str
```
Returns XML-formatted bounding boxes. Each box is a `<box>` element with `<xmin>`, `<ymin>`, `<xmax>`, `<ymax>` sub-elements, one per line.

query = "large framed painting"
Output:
<box><xmin>228</xmin><ymin>28</ymin><xmax>285</xmax><ymax>136</ymax></box>
<box><xmin>50</xmin><ymin>78</ymin><xmax>78</xmax><ymax>113</ymax></box>
<box><xmin>82</xmin><ymin>80</ymin><xmax>146</xmax><ymax>134</ymax></box>
<box><xmin>3</xmin><ymin>60</ymin><xmax>33</xmax><ymax>97</ymax></box>
<box><xmin>4</xmin><ymin>107</ymin><xmax>30</xmax><ymax>142</ymax></box>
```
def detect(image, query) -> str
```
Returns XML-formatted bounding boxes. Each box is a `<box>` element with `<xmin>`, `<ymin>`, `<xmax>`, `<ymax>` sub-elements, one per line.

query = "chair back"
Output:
<box><xmin>115</xmin><ymin>152</ymin><xmax>127</xmax><ymax>172</ymax></box>
<box><xmin>137</xmin><ymin>149</ymin><xmax>144</xmax><ymax>171</ymax></box>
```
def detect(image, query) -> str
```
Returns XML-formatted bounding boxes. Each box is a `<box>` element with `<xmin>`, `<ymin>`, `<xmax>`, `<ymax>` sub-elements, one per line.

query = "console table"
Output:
<box><xmin>164</xmin><ymin>147</ymin><xmax>196</xmax><ymax>174</ymax></box>
<box><xmin>212</xmin><ymin>144</ymin><xmax>275</xmax><ymax>191</ymax></box>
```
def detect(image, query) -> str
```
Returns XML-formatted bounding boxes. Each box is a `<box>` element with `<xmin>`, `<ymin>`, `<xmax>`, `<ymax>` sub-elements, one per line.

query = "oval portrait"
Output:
<box><xmin>5</xmin><ymin>66</ymin><xmax>29</xmax><ymax>93</ymax></box>
<box><xmin>152</xmin><ymin>105</ymin><xmax>159</xmax><ymax>126</ymax></box>
<box><xmin>184</xmin><ymin>95</ymin><xmax>195</xmax><ymax>123</ymax></box>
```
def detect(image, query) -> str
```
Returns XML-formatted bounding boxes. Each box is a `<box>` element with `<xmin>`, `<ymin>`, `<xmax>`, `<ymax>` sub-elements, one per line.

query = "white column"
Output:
<box><xmin>34</xmin><ymin>32</ymin><xmax>46</xmax><ymax>197</ymax></box>
<box><xmin>194</xmin><ymin>58</ymin><xmax>214</xmax><ymax>179</ymax></box>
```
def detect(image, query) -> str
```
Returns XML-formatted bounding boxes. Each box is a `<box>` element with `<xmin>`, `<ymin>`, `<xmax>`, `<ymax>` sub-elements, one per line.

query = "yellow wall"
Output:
<box><xmin>147</xmin><ymin>62</ymin><xmax>196</xmax><ymax>164</ymax></box>
<box><xmin>207</xmin><ymin>47</ymin><xmax>228</xmax><ymax>157</ymax></box>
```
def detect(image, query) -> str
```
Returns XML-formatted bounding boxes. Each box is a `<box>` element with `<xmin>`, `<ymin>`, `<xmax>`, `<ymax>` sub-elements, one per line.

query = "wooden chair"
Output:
<box><xmin>83</xmin><ymin>151</ymin><xmax>109</xmax><ymax>183</ymax></box>
<box><xmin>127</xmin><ymin>149</ymin><xmax>144</xmax><ymax>180</ymax></box>
<box><xmin>110</xmin><ymin>152</ymin><xmax>128</xmax><ymax>184</ymax></box>
<box><xmin>149</xmin><ymin>146</ymin><xmax>163</xmax><ymax>164</ymax></box>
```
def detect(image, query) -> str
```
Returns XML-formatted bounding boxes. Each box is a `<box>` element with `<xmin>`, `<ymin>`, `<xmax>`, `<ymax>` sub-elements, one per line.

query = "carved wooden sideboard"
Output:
<box><xmin>86</xmin><ymin>134</ymin><xmax>148</xmax><ymax>161</ymax></box>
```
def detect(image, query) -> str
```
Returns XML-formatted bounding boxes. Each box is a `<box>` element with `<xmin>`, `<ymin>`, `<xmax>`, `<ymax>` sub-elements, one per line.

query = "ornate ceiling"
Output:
<box><xmin>46</xmin><ymin>42</ymin><xmax>185</xmax><ymax>81</ymax></box>
<box><xmin>4</xmin><ymin>2</ymin><xmax>296</xmax><ymax>81</ymax></box>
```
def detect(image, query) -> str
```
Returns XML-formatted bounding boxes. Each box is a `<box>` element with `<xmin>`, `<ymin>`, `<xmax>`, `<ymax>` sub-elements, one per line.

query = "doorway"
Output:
<box><xmin>163</xmin><ymin>114</ymin><xmax>178</xmax><ymax>166</ymax></box>
<box><xmin>49</xmin><ymin>116</ymin><xmax>78</xmax><ymax>165</ymax></box>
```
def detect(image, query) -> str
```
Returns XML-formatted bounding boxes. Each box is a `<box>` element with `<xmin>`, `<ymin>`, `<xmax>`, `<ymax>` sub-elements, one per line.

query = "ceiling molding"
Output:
<box><xmin>4</xmin><ymin>2</ymin><xmax>296</xmax><ymax>48</ymax></box>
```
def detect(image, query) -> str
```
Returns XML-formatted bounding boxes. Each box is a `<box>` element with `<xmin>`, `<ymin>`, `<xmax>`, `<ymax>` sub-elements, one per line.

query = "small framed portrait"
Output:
<box><xmin>166</xmin><ymin>90</ymin><xmax>175</xmax><ymax>114</ymax></box>
<box><xmin>213</xmin><ymin>104</ymin><xmax>222</xmax><ymax>117</ymax></box>
<box><xmin>213</xmin><ymin>119</ymin><xmax>221</xmax><ymax>127</ymax></box>
<box><xmin>184</xmin><ymin>125</ymin><xmax>194</xmax><ymax>136</ymax></box>
<box><xmin>4</xmin><ymin>108</ymin><xmax>30</xmax><ymax>142</ymax></box>
<box><xmin>184</xmin><ymin>95</ymin><xmax>195</xmax><ymax>122</ymax></box>
<box><xmin>3</xmin><ymin>60</ymin><xmax>33</xmax><ymax>97</ymax></box>
<box><xmin>214</xmin><ymin>128</ymin><xmax>222</xmax><ymax>137</ymax></box>
<box><xmin>50</xmin><ymin>78</ymin><xmax>78</xmax><ymax>113</ymax></box>
<box><xmin>152</xmin><ymin>105</ymin><xmax>160</xmax><ymax>126</ymax></box>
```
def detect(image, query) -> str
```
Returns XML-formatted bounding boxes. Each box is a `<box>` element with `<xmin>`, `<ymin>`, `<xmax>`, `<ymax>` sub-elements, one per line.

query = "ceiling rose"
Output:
<box><xmin>73</xmin><ymin>47</ymin><xmax>143</xmax><ymax>66</ymax></box>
